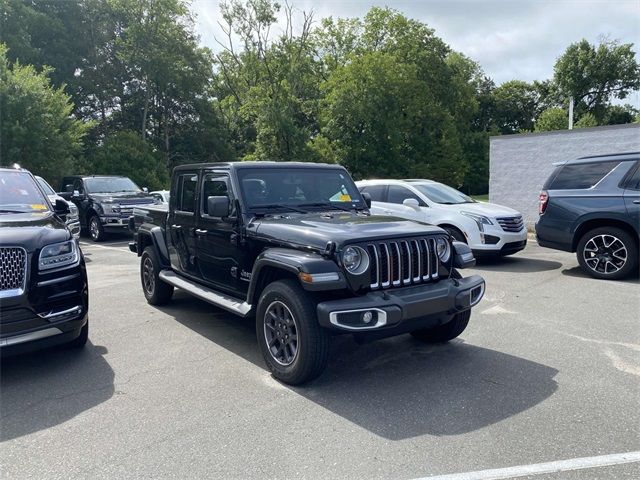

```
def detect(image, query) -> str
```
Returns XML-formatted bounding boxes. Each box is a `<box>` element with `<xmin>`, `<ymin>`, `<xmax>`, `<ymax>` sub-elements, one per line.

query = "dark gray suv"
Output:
<box><xmin>536</xmin><ymin>152</ymin><xmax>639</xmax><ymax>280</ymax></box>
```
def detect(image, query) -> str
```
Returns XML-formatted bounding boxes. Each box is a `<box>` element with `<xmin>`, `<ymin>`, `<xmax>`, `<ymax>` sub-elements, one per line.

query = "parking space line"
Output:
<box><xmin>415</xmin><ymin>451</ymin><xmax>640</xmax><ymax>480</ymax></box>
<box><xmin>79</xmin><ymin>242</ymin><xmax>129</xmax><ymax>252</ymax></box>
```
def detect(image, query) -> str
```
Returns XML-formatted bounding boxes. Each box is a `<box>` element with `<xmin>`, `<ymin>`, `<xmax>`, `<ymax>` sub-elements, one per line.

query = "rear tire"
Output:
<box><xmin>577</xmin><ymin>227</ymin><xmax>638</xmax><ymax>280</ymax></box>
<box><xmin>141</xmin><ymin>246</ymin><xmax>174</xmax><ymax>305</ymax></box>
<box><xmin>410</xmin><ymin>268</ymin><xmax>471</xmax><ymax>343</ymax></box>
<box><xmin>256</xmin><ymin>279</ymin><xmax>330</xmax><ymax>385</ymax></box>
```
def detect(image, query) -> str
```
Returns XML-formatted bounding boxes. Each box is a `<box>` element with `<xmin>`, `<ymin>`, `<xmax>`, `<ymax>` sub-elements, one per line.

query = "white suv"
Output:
<box><xmin>356</xmin><ymin>179</ymin><xmax>528</xmax><ymax>256</ymax></box>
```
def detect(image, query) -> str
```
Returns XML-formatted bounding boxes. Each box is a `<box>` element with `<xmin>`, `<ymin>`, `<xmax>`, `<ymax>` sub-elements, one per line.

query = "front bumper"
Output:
<box><xmin>467</xmin><ymin>224</ymin><xmax>528</xmax><ymax>255</ymax></box>
<box><xmin>317</xmin><ymin>275</ymin><xmax>485</xmax><ymax>333</ymax></box>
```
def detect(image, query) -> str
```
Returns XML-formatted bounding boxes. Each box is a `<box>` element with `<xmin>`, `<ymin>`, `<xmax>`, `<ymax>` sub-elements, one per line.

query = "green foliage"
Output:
<box><xmin>535</xmin><ymin>107</ymin><xmax>568</xmax><ymax>132</ymax></box>
<box><xmin>0</xmin><ymin>44</ymin><xmax>89</xmax><ymax>185</ymax></box>
<box><xmin>554</xmin><ymin>38</ymin><xmax>640</xmax><ymax>123</ymax></box>
<box><xmin>492</xmin><ymin>80</ymin><xmax>541</xmax><ymax>133</ymax></box>
<box><xmin>88</xmin><ymin>130</ymin><xmax>168</xmax><ymax>190</ymax></box>
<box><xmin>574</xmin><ymin>112</ymin><xmax>598</xmax><ymax>128</ymax></box>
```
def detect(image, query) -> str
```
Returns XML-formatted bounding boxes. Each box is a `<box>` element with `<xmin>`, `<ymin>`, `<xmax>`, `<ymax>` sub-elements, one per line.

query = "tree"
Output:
<box><xmin>492</xmin><ymin>80</ymin><xmax>543</xmax><ymax>133</ymax></box>
<box><xmin>574</xmin><ymin>113</ymin><xmax>598</xmax><ymax>128</ymax></box>
<box><xmin>0</xmin><ymin>44</ymin><xmax>89</xmax><ymax>185</ymax></box>
<box><xmin>535</xmin><ymin>107</ymin><xmax>568</xmax><ymax>132</ymax></box>
<box><xmin>554</xmin><ymin>38</ymin><xmax>640</xmax><ymax>123</ymax></box>
<box><xmin>88</xmin><ymin>130</ymin><xmax>168</xmax><ymax>190</ymax></box>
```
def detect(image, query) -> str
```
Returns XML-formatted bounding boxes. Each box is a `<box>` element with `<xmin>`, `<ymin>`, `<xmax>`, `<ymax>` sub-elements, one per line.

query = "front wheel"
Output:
<box><xmin>88</xmin><ymin>214</ymin><xmax>106</xmax><ymax>242</ymax></box>
<box><xmin>141</xmin><ymin>246</ymin><xmax>174</xmax><ymax>305</ymax></box>
<box><xmin>577</xmin><ymin>227</ymin><xmax>638</xmax><ymax>280</ymax></box>
<box><xmin>256</xmin><ymin>279</ymin><xmax>330</xmax><ymax>385</ymax></box>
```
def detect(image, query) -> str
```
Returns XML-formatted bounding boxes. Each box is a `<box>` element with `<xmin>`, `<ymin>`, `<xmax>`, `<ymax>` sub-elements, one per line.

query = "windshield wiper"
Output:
<box><xmin>252</xmin><ymin>204</ymin><xmax>309</xmax><ymax>215</ymax></box>
<box><xmin>298</xmin><ymin>202</ymin><xmax>357</xmax><ymax>212</ymax></box>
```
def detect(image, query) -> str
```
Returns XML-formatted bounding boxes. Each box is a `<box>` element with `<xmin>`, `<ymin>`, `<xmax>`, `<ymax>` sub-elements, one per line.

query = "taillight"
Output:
<box><xmin>539</xmin><ymin>190</ymin><xmax>549</xmax><ymax>215</ymax></box>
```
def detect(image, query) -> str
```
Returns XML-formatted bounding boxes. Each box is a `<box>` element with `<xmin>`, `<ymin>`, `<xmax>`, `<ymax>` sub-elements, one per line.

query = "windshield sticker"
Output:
<box><xmin>339</xmin><ymin>194</ymin><xmax>352</xmax><ymax>202</ymax></box>
<box><xmin>30</xmin><ymin>204</ymin><xmax>48</xmax><ymax>210</ymax></box>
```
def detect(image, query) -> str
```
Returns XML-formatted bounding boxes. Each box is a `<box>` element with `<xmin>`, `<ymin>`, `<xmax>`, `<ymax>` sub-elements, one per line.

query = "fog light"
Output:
<box><xmin>362</xmin><ymin>311</ymin><xmax>373</xmax><ymax>324</ymax></box>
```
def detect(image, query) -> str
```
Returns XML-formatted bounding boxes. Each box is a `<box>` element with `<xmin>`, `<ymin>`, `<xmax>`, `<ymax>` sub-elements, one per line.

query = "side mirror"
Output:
<box><xmin>403</xmin><ymin>198</ymin><xmax>420</xmax><ymax>210</ymax></box>
<box><xmin>361</xmin><ymin>192</ymin><xmax>372</xmax><ymax>208</ymax></box>
<box><xmin>207</xmin><ymin>196</ymin><xmax>230</xmax><ymax>217</ymax></box>
<box><xmin>72</xmin><ymin>189</ymin><xmax>81</xmax><ymax>199</ymax></box>
<box><xmin>143</xmin><ymin>187</ymin><xmax>148</xmax><ymax>193</ymax></box>
<box><xmin>54</xmin><ymin>199</ymin><xmax>70</xmax><ymax>216</ymax></box>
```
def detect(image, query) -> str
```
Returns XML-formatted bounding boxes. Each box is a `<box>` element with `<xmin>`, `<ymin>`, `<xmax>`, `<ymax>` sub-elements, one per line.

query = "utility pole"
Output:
<box><xmin>568</xmin><ymin>97</ymin><xmax>574</xmax><ymax>130</ymax></box>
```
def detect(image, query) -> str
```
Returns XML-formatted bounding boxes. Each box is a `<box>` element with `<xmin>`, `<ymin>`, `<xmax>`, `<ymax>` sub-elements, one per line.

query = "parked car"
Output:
<box><xmin>0</xmin><ymin>166</ymin><xmax>89</xmax><ymax>354</ymax></box>
<box><xmin>35</xmin><ymin>175</ymin><xmax>80</xmax><ymax>238</ymax></box>
<box><xmin>536</xmin><ymin>152</ymin><xmax>639</xmax><ymax>280</ymax></box>
<box><xmin>129</xmin><ymin>162</ymin><xmax>485</xmax><ymax>385</ymax></box>
<box><xmin>60</xmin><ymin>175</ymin><xmax>156</xmax><ymax>242</ymax></box>
<box><xmin>356</xmin><ymin>179</ymin><xmax>527</xmax><ymax>256</ymax></box>
<box><xmin>150</xmin><ymin>190</ymin><xmax>170</xmax><ymax>204</ymax></box>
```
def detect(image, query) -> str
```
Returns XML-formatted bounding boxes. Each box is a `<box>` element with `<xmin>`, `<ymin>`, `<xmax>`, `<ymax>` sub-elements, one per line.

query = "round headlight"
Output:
<box><xmin>435</xmin><ymin>237</ymin><xmax>451</xmax><ymax>262</ymax></box>
<box><xmin>342</xmin><ymin>246</ymin><xmax>369</xmax><ymax>275</ymax></box>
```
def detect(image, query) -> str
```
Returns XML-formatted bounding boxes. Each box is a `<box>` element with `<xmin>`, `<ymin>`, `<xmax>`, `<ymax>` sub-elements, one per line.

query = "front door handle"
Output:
<box><xmin>633</xmin><ymin>200</ymin><xmax>640</xmax><ymax>204</ymax></box>
<box><xmin>171</xmin><ymin>224</ymin><xmax>182</xmax><ymax>230</ymax></box>
<box><xmin>195</xmin><ymin>229</ymin><xmax>208</xmax><ymax>236</ymax></box>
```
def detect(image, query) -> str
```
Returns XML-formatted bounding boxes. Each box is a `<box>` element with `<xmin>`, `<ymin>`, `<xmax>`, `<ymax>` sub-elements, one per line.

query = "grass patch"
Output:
<box><xmin>472</xmin><ymin>194</ymin><xmax>489</xmax><ymax>202</ymax></box>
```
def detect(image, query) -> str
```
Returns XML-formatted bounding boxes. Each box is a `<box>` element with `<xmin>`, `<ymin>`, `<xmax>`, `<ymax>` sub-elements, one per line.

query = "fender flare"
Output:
<box><xmin>137</xmin><ymin>224</ymin><xmax>170</xmax><ymax>268</ymax></box>
<box><xmin>247</xmin><ymin>248</ymin><xmax>346</xmax><ymax>304</ymax></box>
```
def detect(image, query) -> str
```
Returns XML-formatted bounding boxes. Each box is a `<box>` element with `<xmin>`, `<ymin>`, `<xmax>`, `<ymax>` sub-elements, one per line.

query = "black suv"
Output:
<box><xmin>60</xmin><ymin>175</ymin><xmax>156</xmax><ymax>242</ymax></box>
<box><xmin>536</xmin><ymin>152</ymin><xmax>639</xmax><ymax>279</ymax></box>
<box><xmin>0</xmin><ymin>167</ymin><xmax>89</xmax><ymax>354</ymax></box>
<box><xmin>130</xmin><ymin>162</ymin><xmax>485</xmax><ymax>385</ymax></box>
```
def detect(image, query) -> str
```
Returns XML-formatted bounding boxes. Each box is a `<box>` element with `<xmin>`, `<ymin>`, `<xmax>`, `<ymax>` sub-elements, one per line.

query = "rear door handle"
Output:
<box><xmin>195</xmin><ymin>229</ymin><xmax>208</xmax><ymax>235</ymax></box>
<box><xmin>633</xmin><ymin>200</ymin><xmax>640</xmax><ymax>204</ymax></box>
<box><xmin>171</xmin><ymin>224</ymin><xmax>182</xmax><ymax>230</ymax></box>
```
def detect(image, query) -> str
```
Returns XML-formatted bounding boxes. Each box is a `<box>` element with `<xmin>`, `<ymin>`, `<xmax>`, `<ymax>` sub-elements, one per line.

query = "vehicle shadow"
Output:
<box><xmin>0</xmin><ymin>342</ymin><xmax>114</xmax><ymax>442</ymax></box>
<box><xmin>562</xmin><ymin>266</ymin><xmax>640</xmax><ymax>283</ymax></box>
<box><xmin>474</xmin><ymin>255</ymin><xmax>562</xmax><ymax>273</ymax></box>
<box><xmin>161</xmin><ymin>293</ymin><xmax>559</xmax><ymax>440</ymax></box>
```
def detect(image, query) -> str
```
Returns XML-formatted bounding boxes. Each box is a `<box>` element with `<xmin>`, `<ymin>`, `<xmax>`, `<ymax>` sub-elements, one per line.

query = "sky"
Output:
<box><xmin>192</xmin><ymin>0</ymin><xmax>640</xmax><ymax>107</ymax></box>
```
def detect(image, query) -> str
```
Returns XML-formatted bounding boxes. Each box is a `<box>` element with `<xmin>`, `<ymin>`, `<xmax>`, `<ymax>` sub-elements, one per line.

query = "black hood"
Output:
<box><xmin>0</xmin><ymin>212</ymin><xmax>70</xmax><ymax>253</ymax></box>
<box><xmin>90</xmin><ymin>192</ymin><xmax>156</xmax><ymax>204</ymax></box>
<box><xmin>249</xmin><ymin>211</ymin><xmax>445</xmax><ymax>250</ymax></box>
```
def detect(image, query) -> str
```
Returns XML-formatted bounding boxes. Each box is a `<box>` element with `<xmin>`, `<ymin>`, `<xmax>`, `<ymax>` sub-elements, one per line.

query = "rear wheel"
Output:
<box><xmin>410</xmin><ymin>269</ymin><xmax>471</xmax><ymax>343</ymax></box>
<box><xmin>256</xmin><ymin>279</ymin><xmax>330</xmax><ymax>385</ymax></box>
<box><xmin>141</xmin><ymin>246</ymin><xmax>174</xmax><ymax>305</ymax></box>
<box><xmin>88</xmin><ymin>214</ymin><xmax>106</xmax><ymax>242</ymax></box>
<box><xmin>577</xmin><ymin>227</ymin><xmax>638</xmax><ymax>280</ymax></box>
<box><xmin>444</xmin><ymin>226</ymin><xmax>466</xmax><ymax>243</ymax></box>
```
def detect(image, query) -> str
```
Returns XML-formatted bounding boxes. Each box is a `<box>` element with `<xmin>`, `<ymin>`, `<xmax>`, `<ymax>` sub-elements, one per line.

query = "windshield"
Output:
<box><xmin>0</xmin><ymin>171</ymin><xmax>50</xmax><ymax>213</ymax></box>
<box><xmin>36</xmin><ymin>176</ymin><xmax>56</xmax><ymax>196</ymax></box>
<box><xmin>412</xmin><ymin>182</ymin><xmax>475</xmax><ymax>205</ymax></box>
<box><xmin>85</xmin><ymin>177</ymin><xmax>141</xmax><ymax>193</ymax></box>
<box><xmin>238</xmin><ymin>167</ymin><xmax>364</xmax><ymax>212</ymax></box>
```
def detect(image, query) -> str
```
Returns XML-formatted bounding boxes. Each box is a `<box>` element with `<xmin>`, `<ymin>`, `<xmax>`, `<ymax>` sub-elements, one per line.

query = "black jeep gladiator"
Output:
<box><xmin>130</xmin><ymin>162</ymin><xmax>485</xmax><ymax>384</ymax></box>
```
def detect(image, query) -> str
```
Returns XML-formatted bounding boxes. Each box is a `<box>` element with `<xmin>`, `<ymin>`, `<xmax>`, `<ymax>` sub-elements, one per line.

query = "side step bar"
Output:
<box><xmin>158</xmin><ymin>270</ymin><xmax>252</xmax><ymax>317</ymax></box>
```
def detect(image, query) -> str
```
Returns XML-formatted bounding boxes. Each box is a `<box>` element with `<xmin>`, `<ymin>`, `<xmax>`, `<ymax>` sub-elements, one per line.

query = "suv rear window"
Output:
<box><xmin>545</xmin><ymin>161</ymin><xmax>620</xmax><ymax>190</ymax></box>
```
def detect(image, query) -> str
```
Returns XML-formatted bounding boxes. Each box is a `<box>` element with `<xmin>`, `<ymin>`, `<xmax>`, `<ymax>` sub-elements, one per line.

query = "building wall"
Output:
<box><xmin>489</xmin><ymin>123</ymin><xmax>640</xmax><ymax>228</ymax></box>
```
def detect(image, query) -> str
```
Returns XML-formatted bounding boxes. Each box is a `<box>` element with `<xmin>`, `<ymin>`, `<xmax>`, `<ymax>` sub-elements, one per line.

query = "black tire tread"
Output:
<box><xmin>256</xmin><ymin>279</ymin><xmax>330</xmax><ymax>385</ymax></box>
<box><xmin>141</xmin><ymin>246</ymin><xmax>174</xmax><ymax>305</ymax></box>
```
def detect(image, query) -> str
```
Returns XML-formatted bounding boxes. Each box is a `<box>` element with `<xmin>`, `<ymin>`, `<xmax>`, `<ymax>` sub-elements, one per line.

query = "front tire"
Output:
<box><xmin>141</xmin><ymin>246</ymin><xmax>174</xmax><ymax>305</ymax></box>
<box><xmin>88</xmin><ymin>214</ymin><xmax>106</xmax><ymax>242</ymax></box>
<box><xmin>577</xmin><ymin>227</ymin><xmax>638</xmax><ymax>280</ymax></box>
<box><xmin>410</xmin><ymin>268</ymin><xmax>471</xmax><ymax>343</ymax></box>
<box><xmin>256</xmin><ymin>279</ymin><xmax>330</xmax><ymax>385</ymax></box>
<box><xmin>67</xmin><ymin>320</ymin><xmax>88</xmax><ymax>348</ymax></box>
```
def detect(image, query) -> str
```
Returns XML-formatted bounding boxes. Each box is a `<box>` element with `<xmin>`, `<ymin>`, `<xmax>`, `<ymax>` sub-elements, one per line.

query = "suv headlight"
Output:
<box><xmin>460</xmin><ymin>211</ymin><xmax>493</xmax><ymax>231</ymax></box>
<box><xmin>342</xmin><ymin>246</ymin><xmax>369</xmax><ymax>275</ymax></box>
<box><xmin>39</xmin><ymin>240</ymin><xmax>79</xmax><ymax>270</ymax></box>
<box><xmin>435</xmin><ymin>237</ymin><xmax>451</xmax><ymax>262</ymax></box>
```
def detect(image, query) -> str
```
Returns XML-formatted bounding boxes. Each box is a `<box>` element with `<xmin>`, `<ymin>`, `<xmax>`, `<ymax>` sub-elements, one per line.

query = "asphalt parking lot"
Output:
<box><xmin>1</xmin><ymin>235</ymin><xmax>639</xmax><ymax>479</ymax></box>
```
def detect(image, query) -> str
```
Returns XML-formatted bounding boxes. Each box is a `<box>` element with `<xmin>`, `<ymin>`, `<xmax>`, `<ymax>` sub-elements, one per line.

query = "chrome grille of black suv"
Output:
<box><xmin>0</xmin><ymin>247</ymin><xmax>27</xmax><ymax>293</ymax></box>
<box><xmin>496</xmin><ymin>216</ymin><xmax>524</xmax><ymax>232</ymax></box>
<box><xmin>366</xmin><ymin>238</ymin><xmax>440</xmax><ymax>290</ymax></box>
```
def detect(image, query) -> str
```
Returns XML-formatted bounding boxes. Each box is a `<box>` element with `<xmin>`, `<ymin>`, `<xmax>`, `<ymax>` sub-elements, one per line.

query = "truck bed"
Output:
<box><xmin>132</xmin><ymin>204</ymin><xmax>168</xmax><ymax>230</ymax></box>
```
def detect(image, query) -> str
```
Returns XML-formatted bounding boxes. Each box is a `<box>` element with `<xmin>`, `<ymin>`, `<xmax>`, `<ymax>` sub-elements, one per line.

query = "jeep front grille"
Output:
<box><xmin>366</xmin><ymin>238</ymin><xmax>440</xmax><ymax>290</ymax></box>
<box><xmin>496</xmin><ymin>216</ymin><xmax>524</xmax><ymax>232</ymax></box>
<box><xmin>0</xmin><ymin>247</ymin><xmax>27</xmax><ymax>296</ymax></box>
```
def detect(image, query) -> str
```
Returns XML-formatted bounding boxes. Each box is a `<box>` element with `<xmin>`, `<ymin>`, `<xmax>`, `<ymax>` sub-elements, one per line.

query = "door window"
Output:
<box><xmin>201</xmin><ymin>174</ymin><xmax>234</xmax><ymax>217</ymax></box>
<box><xmin>624</xmin><ymin>163</ymin><xmax>640</xmax><ymax>190</ymax></box>
<box><xmin>547</xmin><ymin>161</ymin><xmax>621</xmax><ymax>190</ymax></box>
<box><xmin>360</xmin><ymin>185</ymin><xmax>387</xmax><ymax>202</ymax></box>
<box><xmin>387</xmin><ymin>185</ymin><xmax>423</xmax><ymax>205</ymax></box>
<box><xmin>73</xmin><ymin>179</ymin><xmax>84</xmax><ymax>194</ymax></box>
<box><xmin>176</xmin><ymin>174</ymin><xmax>198</xmax><ymax>213</ymax></box>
